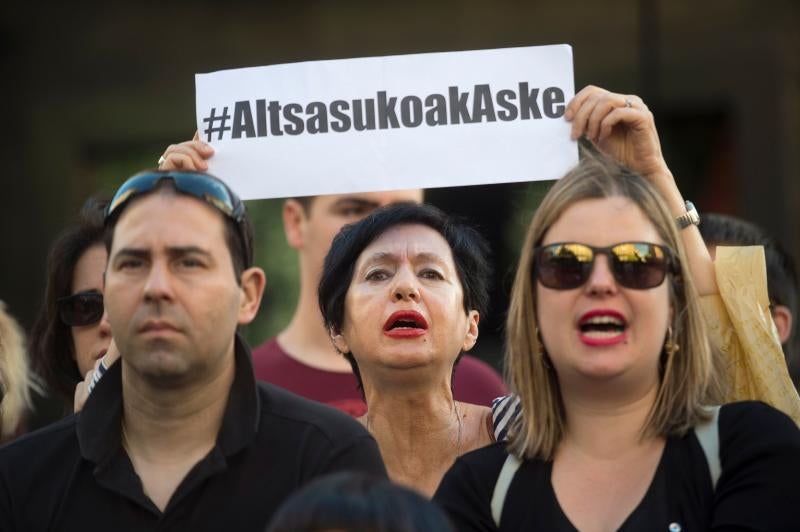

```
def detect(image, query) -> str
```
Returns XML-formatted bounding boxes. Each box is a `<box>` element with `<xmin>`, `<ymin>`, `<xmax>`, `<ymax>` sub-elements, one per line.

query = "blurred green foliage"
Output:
<box><xmin>241</xmin><ymin>199</ymin><xmax>300</xmax><ymax>346</ymax></box>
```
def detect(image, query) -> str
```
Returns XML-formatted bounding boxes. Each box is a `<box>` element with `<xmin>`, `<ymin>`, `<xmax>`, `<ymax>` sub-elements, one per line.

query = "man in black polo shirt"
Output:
<box><xmin>0</xmin><ymin>171</ymin><xmax>386</xmax><ymax>531</ymax></box>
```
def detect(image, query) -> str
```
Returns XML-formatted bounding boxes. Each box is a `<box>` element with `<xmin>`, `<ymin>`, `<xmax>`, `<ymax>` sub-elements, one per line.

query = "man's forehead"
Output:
<box><xmin>112</xmin><ymin>193</ymin><xmax>226</xmax><ymax>248</ymax></box>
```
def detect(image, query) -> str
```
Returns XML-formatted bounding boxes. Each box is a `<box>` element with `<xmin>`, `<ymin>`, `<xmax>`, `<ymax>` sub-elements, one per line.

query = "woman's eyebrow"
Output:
<box><xmin>361</xmin><ymin>251</ymin><xmax>447</xmax><ymax>265</ymax></box>
<box><xmin>360</xmin><ymin>251</ymin><xmax>398</xmax><ymax>267</ymax></box>
<box><xmin>413</xmin><ymin>252</ymin><xmax>448</xmax><ymax>266</ymax></box>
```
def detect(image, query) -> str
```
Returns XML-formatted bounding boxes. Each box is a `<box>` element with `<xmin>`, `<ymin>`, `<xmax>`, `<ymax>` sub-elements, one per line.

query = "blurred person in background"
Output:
<box><xmin>158</xmin><ymin>136</ymin><xmax>506</xmax><ymax>416</ymax></box>
<box><xmin>699</xmin><ymin>212</ymin><xmax>799</xmax><ymax>384</ymax></box>
<box><xmin>266</xmin><ymin>472</ymin><xmax>453</xmax><ymax>532</ymax></box>
<box><xmin>29</xmin><ymin>198</ymin><xmax>114</xmax><ymax>414</ymax></box>
<box><xmin>0</xmin><ymin>301</ymin><xmax>40</xmax><ymax>443</ymax></box>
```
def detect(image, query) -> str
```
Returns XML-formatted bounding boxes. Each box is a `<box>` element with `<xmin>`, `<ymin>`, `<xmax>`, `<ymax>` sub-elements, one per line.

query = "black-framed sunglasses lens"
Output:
<box><xmin>535</xmin><ymin>242</ymin><xmax>671</xmax><ymax>290</ymax></box>
<box><xmin>58</xmin><ymin>291</ymin><xmax>104</xmax><ymax>327</ymax></box>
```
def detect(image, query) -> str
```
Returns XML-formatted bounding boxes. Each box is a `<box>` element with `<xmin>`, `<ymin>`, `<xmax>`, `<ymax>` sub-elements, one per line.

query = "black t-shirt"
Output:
<box><xmin>434</xmin><ymin>401</ymin><xmax>800</xmax><ymax>531</ymax></box>
<box><xmin>0</xmin><ymin>337</ymin><xmax>386</xmax><ymax>531</ymax></box>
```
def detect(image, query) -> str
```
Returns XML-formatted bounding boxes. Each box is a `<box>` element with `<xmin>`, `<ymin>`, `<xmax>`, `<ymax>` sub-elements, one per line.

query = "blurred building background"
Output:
<box><xmin>2</xmin><ymin>0</ymin><xmax>798</xmax><ymax>397</ymax></box>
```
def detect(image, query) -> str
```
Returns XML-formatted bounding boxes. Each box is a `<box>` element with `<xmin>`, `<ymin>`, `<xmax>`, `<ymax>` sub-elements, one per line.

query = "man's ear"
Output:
<box><xmin>772</xmin><ymin>304</ymin><xmax>794</xmax><ymax>345</ymax></box>
<box><xmin>461</xmin><ymin>310</ymin><xmax>480</xmax><ymax>352</ymax></box>
<box><xmin>283</xmin><ymin>199</ymin><xmax>307</xmax><ymax>251</ymax></box>
<box><xmin>237</xmin><ymin>267</ymin><xmax>267</xmax><ymax>325</ymax></box>
<box><xmin>330</xmin><ymin>328</ymin><xmax>350</xmax><ymax>354</ymax></box>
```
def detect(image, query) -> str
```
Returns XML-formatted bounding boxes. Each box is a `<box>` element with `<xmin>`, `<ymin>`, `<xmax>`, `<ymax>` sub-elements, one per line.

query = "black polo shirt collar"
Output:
<box><xmin>77</xmin><ymin>333</ymin><xmax>260</xmax><ymax>475</ymax></box>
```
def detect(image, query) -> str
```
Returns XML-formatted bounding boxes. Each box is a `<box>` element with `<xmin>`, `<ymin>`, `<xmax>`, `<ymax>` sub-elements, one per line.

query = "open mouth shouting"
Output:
<box><xmin>577</xmin><ymin>309</ymin><xmax>628</xmax><ymax>346</ymax></box>
<box><xmin>383</xmin><ymin>310</ymin><xmax>429</xmax><ymax>338</ymax></box>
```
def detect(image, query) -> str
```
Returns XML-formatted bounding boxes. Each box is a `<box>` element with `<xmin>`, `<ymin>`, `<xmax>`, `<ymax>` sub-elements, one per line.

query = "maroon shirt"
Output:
<box><xmin>252</xmin><ymin>338</ymin><xmax>507</xmax><ymax>417</ymax></box>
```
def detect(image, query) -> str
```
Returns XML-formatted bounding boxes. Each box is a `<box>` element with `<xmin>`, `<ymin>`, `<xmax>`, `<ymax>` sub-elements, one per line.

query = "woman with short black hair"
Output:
<box><xmin>319</xmin><ymin>202</ymin><xmax>494</xmax><ymax>496</ymax></box>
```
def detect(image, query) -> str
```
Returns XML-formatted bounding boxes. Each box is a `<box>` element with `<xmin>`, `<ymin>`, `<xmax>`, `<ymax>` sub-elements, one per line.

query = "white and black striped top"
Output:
<box><xmin>491</xmin><ymin>394</ymin><xmax>521</xmax><ymax>442</ymax></box>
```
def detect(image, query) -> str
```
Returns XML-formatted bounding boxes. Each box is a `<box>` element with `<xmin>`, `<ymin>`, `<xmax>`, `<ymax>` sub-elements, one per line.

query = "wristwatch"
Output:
<box><xmin>675</xmin><ymin>201</ymin><xmax>700</xmax><ymax>229</ymax></box>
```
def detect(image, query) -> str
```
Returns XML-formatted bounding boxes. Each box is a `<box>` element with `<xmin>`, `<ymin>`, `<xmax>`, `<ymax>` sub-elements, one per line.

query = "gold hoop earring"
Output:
<box><xmin>664</xmin><ymin>325</ymin><xmax>680</xmax><ymax>357</ymax></box>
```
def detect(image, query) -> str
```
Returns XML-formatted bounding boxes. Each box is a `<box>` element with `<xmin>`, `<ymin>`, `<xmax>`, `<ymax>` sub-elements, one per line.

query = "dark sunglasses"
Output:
<box><xmin>105</xmin><ymin>170</ymin><xmax>251</xmax><ymax>265</ymax></box>
<box><xmin>533</xmin><ymin>242</ymin><xmax>677</xmax><ymax>290</ymax></box>
<box><xmin>58</xmin><ymin>290</ymin><xmax>104</xmax><ymax>327</ymax></box>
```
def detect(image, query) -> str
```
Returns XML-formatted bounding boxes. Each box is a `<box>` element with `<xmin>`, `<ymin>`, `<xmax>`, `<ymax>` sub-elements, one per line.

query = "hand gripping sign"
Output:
<box><xmin>195</xmin><ymin>45</ymin><xmax>577</xmax><ymax>200</ymax></box>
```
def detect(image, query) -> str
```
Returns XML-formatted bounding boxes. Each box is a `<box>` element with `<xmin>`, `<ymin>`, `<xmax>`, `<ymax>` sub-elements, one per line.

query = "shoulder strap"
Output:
<box><xmin>694</xmin><ymin>405</ymin><xmax>722</xmax><ymax>490</ymax></box>
<box><xmin>491</xmin><ymin>453</ymin><xmax>522</xmax><ymax>527</ymax></box>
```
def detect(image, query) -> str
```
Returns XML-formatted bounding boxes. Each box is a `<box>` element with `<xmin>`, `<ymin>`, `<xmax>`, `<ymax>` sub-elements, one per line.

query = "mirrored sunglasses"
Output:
<box><xmin>533</xmin><ymin>241</ymin><xmax>677</xmax><ymax>290</ymax></box>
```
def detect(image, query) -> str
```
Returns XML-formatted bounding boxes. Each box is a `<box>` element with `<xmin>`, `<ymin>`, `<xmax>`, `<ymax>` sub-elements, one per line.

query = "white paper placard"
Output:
<box><xmin>195</xmin><ymin>45</ymin><xmax>577</xmax><ymax>199</ymax></box>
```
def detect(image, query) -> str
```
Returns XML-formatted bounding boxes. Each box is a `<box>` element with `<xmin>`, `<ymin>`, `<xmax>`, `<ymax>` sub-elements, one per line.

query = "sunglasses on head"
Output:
<box><xmin>106</xmin><ymin>170</ymin><xmax>245</xmax><ymax>222</ymax></box>
<box><xmin>533</xmin><ymin>242</ymin><xmax>677</xmax><ymax>290</ymax></box>
<box><xmin>58</xmin><ymin>290</ymin><xmax>104</xmax><ymax>327</ymax></box>
<box><xmin>105</xmin><ymin>170</ymin><xmax>251</xmax><ymax>265</ymax></box>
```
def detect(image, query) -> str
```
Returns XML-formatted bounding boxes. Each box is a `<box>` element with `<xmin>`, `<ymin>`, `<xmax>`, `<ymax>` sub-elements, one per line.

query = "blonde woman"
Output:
<box><xmin>491</xmin><ymin>87</ymin><xmax>800</xmax><ymax>444</ymax></box>
<box><xmin>434</xmin><ymin>90</ymin><xmax>800</xmax><ymax>530</ymax></box>
<box><xmin>0</xmin><ymin>301</ymin><xmax>39</xmax><ymax>442</ymax></box>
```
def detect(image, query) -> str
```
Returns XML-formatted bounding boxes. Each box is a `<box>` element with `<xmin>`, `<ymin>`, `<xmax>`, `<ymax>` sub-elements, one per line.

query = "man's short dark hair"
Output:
<box><xmin>103</xmin><ymin>182</ymin><xmax>255</xmax><ymax>282</ymax></box>
<box><xmin>318</xmin><ymin>203</ymin><xmax>492</xmax><ymax>391</ymax></box>
<box><xmin>699</xmin><ymin>212</ymin><xmax>798</xmax><ymax>371</ymax></box>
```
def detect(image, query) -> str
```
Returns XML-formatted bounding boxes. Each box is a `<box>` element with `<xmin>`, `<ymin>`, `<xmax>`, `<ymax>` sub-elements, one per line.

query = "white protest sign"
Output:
<box><xmin>195</xmin><ymin>45</ymin><xmax>577</xmax><ymax>200</ymax></box>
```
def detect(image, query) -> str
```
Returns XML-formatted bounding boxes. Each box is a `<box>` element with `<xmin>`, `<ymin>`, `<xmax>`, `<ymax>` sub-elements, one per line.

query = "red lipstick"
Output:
<box><xmin>577</xmin><ymin>309</ymin><xmax>628</xmax><ymax>346</ymax></box>
<box><xmin>383</xmin><ymin>310</ymin><xmax>428</xmax><ymax>338</ymax></box>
